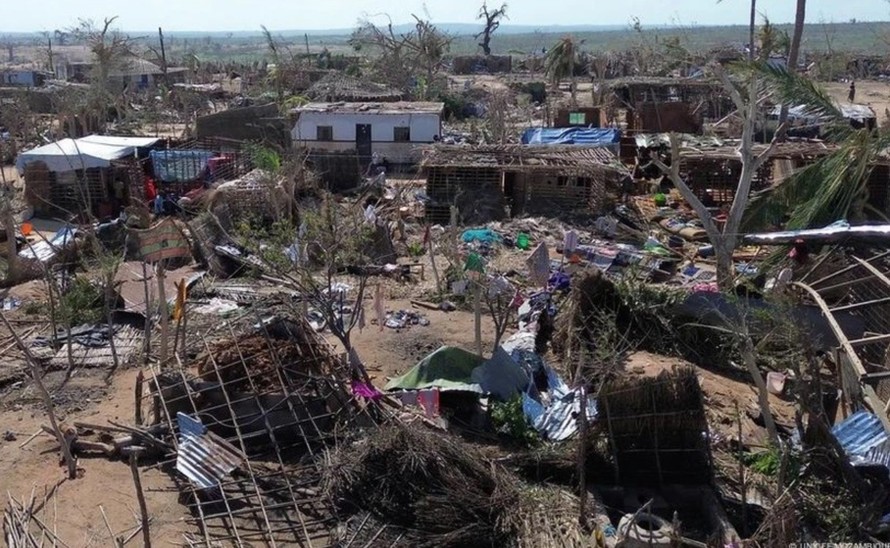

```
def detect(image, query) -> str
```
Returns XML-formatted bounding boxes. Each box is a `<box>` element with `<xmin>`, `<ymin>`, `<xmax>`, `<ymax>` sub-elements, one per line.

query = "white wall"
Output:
<box><xmin>292</xmin><ymin>111</ymin><xmax>441</xmax><ymax>144</ymax></box>
<box><xmin>301</xmin><ymin>141</ymin><xmax>422</xmax><ymax>163</ymax></box>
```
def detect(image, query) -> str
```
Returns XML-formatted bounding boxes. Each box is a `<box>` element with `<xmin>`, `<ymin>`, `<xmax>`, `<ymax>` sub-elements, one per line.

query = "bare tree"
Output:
<box><xmin>476</xmin><ymin>2</ymin><xmax>508</xmax><ymax>56</ymax></box>
<box><xmin>53</xmin><ymin>29</ymin><xmax>70</xmax><ymax>47</ymax></box>
<box><xmin>232</xmin><ymin>193</ymin><xmax>383</xmax><ymax>381</ymax></box>
<box><xmin>652</xmin><ymin>64</ymin><xmax>781</xmax><ymax>290</ymax></box>
<box><xmin>71</xmin><ymin>17</ymin><xmax>135</xmax><ymax>132</ymax></box>
<box><xmin>350</xmin><ymin>15</ymin><xmax>452</xmax><ymax>98</ymax></box>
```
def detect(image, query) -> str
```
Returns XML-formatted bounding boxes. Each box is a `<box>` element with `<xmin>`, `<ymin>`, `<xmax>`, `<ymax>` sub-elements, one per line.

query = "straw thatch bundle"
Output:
<box><xmin>599</xmin><ymin>367</ymin><xmax>711</xmax><ymax>484</ymax></box>
<box><xmin>323</xmin><ymin>425</ymin><xmax>521</xmax><ymax>547</ymax></box>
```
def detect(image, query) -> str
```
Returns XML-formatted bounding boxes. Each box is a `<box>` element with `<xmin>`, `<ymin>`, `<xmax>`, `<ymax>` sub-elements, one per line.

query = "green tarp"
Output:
<box><xmin>385</xmin><ymin>346</ymin><xmax>485</xmax><ymax>392</ymax></box>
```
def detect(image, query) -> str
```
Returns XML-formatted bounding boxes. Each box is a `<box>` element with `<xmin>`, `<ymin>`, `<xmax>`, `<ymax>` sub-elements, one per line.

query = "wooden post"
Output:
<box><xmin>141</xmin><ymin>262</ymin><xmax>152</xmax><ymax>365</ymax></box>
<box><xmin>156</xmin><ymin>260</ymin><xmax>169</xmax><ymax>368</ymax></box>
<box><xmin>304</xmin><ymin>33</ymin><xmax>310</xmax><ymax>55</ymax></box>
<box><xmin>427</xmin><ymin>233</ymin><xmax>441</xmax><ymax>293</ymax></box>
<box><xmin>158</xmin><ymin>27</ymin><xmax>168</xmax><ymax>84</ymax></box>
<box><xmin>577</xmin><ymin>386</ymin><xmax>589</xmax><ymax>530</ymax></box>
<box><xmin>651</xmin><ymin>391</ymin><xmax>664</xmax><ymax>486</ymax></box>
<box><xmin>129</xmin><ymin>452</ymin><xmax>152</xmax><ymax>548</ymax></box>
<box><xmin>0</xmin><ymin>312</ymin><xmax>77</xmax><ymax>479</ymax></box>
<box><xmin>135</xmin><ymin>370</ymin><xmax>144</xmax><ymax>426</ymax></box>
<box><xmin>473</xmin><ymin>282</ymin><xmax>483</xmax><ymax>357</ymax></box>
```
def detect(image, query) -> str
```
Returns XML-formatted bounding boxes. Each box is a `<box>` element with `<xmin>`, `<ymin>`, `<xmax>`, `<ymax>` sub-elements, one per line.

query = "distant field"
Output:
<box><xmin>4</xmin><ymin>21</ymin><xmax>890</xmax><ymax>65</ymax></box>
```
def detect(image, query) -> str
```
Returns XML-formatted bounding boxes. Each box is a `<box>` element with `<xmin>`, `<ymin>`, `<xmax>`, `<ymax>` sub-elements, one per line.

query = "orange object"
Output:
<box><xmin>20</xmin><ymin>222</ymin><xmax>32</xmax><ymax>236</ymax></box>
<box><xmin>569</xmin><ymin>253</ymin><xmax>581</xmax><ymax>264</ymax></box>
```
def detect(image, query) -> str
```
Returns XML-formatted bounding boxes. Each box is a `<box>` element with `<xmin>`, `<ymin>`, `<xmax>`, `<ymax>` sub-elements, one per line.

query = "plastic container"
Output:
<box><xmin>516</xmin><ymin>233</ymin><xmax>530</xmax><ymax>250</ymax></box>
<box><xmin>20</xmin><ymin>222</ymin><xmax>32</xmax><ymax>236</ymax></box>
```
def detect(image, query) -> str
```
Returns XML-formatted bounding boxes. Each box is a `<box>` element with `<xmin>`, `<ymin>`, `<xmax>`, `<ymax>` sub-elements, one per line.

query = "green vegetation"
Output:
<box><xmin>59</xmin><ymin>277</ymin><xmax>104</xmax><ymax>326</ymax></box>
<box><xmin>491</xmin><ymin>396</ymin><xmax>538</xmax><ymax>446</ymax></box>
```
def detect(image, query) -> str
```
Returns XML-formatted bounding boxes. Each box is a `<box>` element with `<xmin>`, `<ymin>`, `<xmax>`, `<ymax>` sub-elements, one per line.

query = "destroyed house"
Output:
<box><xmin>632</xmin><ymin>134</ymin><xmax>838</xmax><ymax>206</ymax></box>
<box><xmin>605</xmin><ymin>77</ymin><xmax>734</xmax><ymax>133</ymax></box>
<box><xmin>306</xmin><ymin>73</ymin><xmax>403</xmax><ymax>103</ymax></box>
<box><xmin>291</xmin><ymin>101</ymin><xmax>444</xmax><ymax>190</ymax></box>
<box><xmin>422</xmin><ymin>145</ymin><xmax>630</xmax><ymax>224</ymax></box>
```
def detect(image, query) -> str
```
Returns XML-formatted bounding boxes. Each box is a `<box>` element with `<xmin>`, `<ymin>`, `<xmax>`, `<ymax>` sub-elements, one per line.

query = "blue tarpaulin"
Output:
<box><xmin>150</xmin><ymin>150</ymin><xmax>215</xmax><ymax>183</ymax></box>
<box><xmin>520</xmin><ymin>127</ymin><xmax>621</xmax><ymax>146</ymax></box>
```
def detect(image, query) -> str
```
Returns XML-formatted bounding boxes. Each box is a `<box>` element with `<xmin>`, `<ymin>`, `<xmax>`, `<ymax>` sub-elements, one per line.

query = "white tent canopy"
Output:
<box><xmin>16</xmin><ymin>135</ymin><xmax>160</xmax><ymax>174</ymax></box>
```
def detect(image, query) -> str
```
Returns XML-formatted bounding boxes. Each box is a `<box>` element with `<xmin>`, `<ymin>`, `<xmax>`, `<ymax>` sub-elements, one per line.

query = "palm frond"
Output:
<box><xmin>544</xmin><ymin>37</ymin><xmax>576</xmax><ymax>86</ymax></box>
<box><xmin>742</xmin><ymin>130</ymin><xmax>878</xmax><ymax>232</ymax></box>
<box><xmin>743</xmin><ymin>61</ymin><xmax>851</xmax><ymax>141</ymax></box>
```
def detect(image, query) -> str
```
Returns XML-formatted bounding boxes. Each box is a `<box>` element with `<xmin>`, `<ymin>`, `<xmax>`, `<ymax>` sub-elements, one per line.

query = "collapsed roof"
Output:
<box><xmin>421</xmin><ymin>144</ymin><xmax>630</xmax><ymax>176</ymax></box>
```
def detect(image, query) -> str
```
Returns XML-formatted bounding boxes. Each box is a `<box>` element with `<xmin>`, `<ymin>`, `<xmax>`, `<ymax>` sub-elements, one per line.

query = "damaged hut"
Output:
<box><xmin>17</xmin><ymin>135</ymin><xmax>161</xmax><ymax>218</ymax></box>
<box><xmin>148</xmin><ymin>314</ymin><xmax>368</xmax><ymax>546</ymax></box>
<box><xmin>605</xmin><ymin>77</ymin><xmax>734</xmax><ymax>133</ymax></box>
<box><xmin>422</xmin><ymin>144</ymin><xmax>631</xmax><ymax>224</ymax></box>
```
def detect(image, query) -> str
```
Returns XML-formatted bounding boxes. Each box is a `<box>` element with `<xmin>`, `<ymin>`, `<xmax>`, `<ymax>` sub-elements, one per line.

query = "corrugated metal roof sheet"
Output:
<box><xmin>521</xmin><ymin>127</ymin><xmax>621</xmax><ymax>146</ymax></box>
<box><xmin>832</xmin><ymin>411</ymin><xmax>889</xmax><ymax>460</ymax></box>
<box><xmin>176</xmin><ymin>412</ymin><xmax>245</xmax><ymax>490</ymax></box>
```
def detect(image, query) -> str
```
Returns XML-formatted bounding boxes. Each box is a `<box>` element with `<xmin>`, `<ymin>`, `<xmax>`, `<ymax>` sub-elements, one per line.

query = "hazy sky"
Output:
<box><xmin>1</xmin><ymin>0</ymin><xmax>886</xmax><ymax>32</ymax></box>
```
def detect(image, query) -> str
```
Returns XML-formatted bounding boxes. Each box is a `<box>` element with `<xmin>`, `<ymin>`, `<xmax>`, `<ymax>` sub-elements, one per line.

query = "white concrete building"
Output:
<box><xmin>290</xmin><ymin>102</ymin><xmax>444</xmax><ymax>164</ymax></box>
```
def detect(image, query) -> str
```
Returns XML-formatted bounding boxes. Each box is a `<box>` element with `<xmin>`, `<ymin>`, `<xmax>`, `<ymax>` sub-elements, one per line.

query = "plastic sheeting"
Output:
<box><xmin>385</xmin><ymin>346</ymin><xmax>484</xmax><ymax>393</ymax></box>
<box><xmin>16</xmin><ymin>136</ymin><xmax>159</xmax><ymax>173</ymax></box>
<box><xmin>18</xmin><ymin>227</ymin><xmax>76</xmax><ymax>262</ymax></box>
<box><xmin>150</xmin><ymin>149</ymin><xmax>215</xmax><ymax>183</ymax></box>
<box><xmin>743</xmin><ymin>221</ymin><xmax>890</xmax><ymax>245</ymax></box>
<box><xmin>470</xmin><ymin>347</ymin><xmax>529</xmax><ymax>401</ymax></box>
<box><xmin>521</xmin><ymin>127</ymin><xmax>620</xmax><ymax>146</ymax></box>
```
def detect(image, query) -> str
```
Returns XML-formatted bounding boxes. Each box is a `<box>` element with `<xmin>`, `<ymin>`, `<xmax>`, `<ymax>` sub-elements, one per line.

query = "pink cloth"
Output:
<box><xmin>351</xmin><ymin>382</ymin><xmax>382</xmax><ymax>400</ymax></box>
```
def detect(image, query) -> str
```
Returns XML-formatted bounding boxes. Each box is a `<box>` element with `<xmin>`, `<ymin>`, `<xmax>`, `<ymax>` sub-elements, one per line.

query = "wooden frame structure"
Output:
<box><xmin>796</xmin><ymin>249</ymin><xmax>890</xmax><ymax>432</ymax></box>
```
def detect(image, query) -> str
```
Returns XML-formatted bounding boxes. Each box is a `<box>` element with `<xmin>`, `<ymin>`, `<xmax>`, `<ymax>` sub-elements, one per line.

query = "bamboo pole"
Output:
<box><xmin>577</xmin><ymin>386</ymin><xmax>588</xmax><ymax>531</ymax></box>
<box><xmin>0</xmin><ymin>311</ymin><xmax>77</xmax><ymax>479</ymax></box>
<box><xmin>129</xmin><ymin>452</ymin><xmax>151</xmax><ymax>548</ymax></box>
<box><xmin>736</xmin><ymin>402</ymin><xmax>747</xmax><ymax>535</ymax></box>
<box><xmin>141</xmin><ymin>262</ymin><xmax>151</xmax><ymax>366</ymax></box>
<box><xmin>156</xmin><ymin>260</ymin><xmax>169</xmax><ymax>368</ymax></box>
<box><xmin>473</xmin><ymin>282</ymin><xmax>483</xmax><ymax>357</ymax></box>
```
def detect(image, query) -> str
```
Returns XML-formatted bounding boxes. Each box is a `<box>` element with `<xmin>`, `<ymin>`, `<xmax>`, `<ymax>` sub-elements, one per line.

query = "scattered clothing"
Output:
<box><xmin>526</xmin><ymin>243</ymin><xmax>550</xmax><ymax>287</ymax></box>
<box><xmin>461</xmin><ymin>228</ymin><xmax>501</xmax><ymax>245</ymax></box>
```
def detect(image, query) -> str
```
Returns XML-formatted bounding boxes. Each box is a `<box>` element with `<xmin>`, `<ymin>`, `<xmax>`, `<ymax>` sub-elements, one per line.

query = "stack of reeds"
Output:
<box><xmin>600</xmin><ymin>367</ymin><xmax>710</xmax><ymax>484</ymax></box>
<box><xmin>323</xmin><ymin>425</ymin><xmax>521</xmax><ymax>547</ymax></box>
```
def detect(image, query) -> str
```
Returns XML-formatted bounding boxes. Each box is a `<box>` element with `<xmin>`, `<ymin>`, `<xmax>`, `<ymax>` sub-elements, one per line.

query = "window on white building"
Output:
<box><xmin>317</xmin><ymin>126</ymin><xmax>333</xmax><ymax>141</ymax></box>
<box><xmin>394</xmin><ymin>127</ymin><xmax>411</xmax><ymax>142</ymax></box>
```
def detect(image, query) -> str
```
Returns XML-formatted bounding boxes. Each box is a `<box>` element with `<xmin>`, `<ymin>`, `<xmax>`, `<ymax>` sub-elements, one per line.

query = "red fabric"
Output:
<box><xmin>144</xmin><ymin>177</ymin><xmax>157</xmax><ymax>201</ymax></box>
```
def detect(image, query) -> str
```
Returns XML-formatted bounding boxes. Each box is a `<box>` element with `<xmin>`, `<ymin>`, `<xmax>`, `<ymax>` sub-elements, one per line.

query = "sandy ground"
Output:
<box><xmin>0</xmin><ymin>369</ymin><xmax>194</xmax><ymax>546</ymax></box>
<box><xmin>824</xmin><ymin>79</ymin><xmax>890</xmax><ymax>126</ymax></box>
<box><xmin>347</xmin><ymin>298</ymin><xmax>499</xmax><ymax>386</ymax></box>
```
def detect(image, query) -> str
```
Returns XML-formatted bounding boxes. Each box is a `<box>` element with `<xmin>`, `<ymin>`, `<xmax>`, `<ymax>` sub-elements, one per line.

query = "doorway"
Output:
<box><xmin>355</xmin><ymin>124</ymin><xmax>372</xmax><ymax>166</ymax></box>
